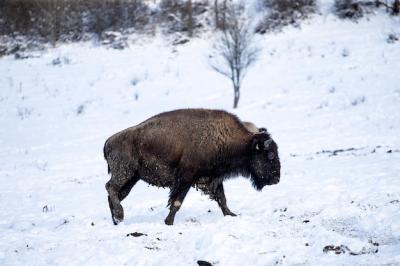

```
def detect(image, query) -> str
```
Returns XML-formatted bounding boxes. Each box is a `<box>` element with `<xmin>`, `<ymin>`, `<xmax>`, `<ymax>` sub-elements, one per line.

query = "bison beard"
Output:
<box><xmin>104</xmin><ymin>109</ymin><xmax>280</xmax><ymax>225</ymax></box>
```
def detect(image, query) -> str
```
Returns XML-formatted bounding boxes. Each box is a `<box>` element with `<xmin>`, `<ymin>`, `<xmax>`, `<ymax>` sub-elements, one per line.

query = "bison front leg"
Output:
<box><xmin>198</xmin><ymin>180</ymin><xmax>236</xmax><ymax>217</ymax></box>
<box><xmin>214</xmin><ymin>183</ymin><xmax>237</xmax><ymax>216</ymax></box>
<box><xmin>165</xmin><ymin>181</ymin><xmax>192</xmax><ymax>225</ymax></box>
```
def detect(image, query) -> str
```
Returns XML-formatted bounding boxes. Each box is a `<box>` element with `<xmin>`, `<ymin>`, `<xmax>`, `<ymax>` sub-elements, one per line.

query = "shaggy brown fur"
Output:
<box><xmin>104</xmin><ymin>109</ymin><xmax>280</xmax><ymax>225</ymax></box>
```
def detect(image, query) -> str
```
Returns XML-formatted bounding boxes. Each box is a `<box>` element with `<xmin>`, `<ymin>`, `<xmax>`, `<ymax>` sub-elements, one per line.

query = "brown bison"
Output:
<box><xmin>104</xmin><ymin>109</ymin><xmax>280</xmax><ymax>225</ymax></box>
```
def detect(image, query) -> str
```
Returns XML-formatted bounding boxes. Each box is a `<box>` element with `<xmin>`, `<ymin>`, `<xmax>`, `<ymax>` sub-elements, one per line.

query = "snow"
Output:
<box><xmin>1</xmin><ymin>8</ymin><xmax>400</xmax><ymax>266</ymax></box>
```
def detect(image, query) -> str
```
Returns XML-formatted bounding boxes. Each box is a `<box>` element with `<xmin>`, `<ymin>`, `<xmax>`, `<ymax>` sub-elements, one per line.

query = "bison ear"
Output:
<box><xmin>259</xmin><ymin>127</ymin><xmax>268</xmax><ymax>133</ymax></box>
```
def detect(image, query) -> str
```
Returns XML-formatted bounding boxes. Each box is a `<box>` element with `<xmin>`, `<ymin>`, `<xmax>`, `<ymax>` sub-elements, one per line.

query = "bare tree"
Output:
<box><xmin>214</xmin><ymin>0</ymin><xmax>219</xmax><ymax>28</ymax></box>
<box><xmin>209</xmin><ymin>2</ymin><xmax>259</xmax><ymax>108</ymax></box>
<box><xmin>393</xmin><ymin>0</ymin><xmax>400</xmax><ymax>14</ymax></box>
<box><xmin>187</xmin><ymin>0</ymin><xmax>193</xmax><ymax>36</ymax></box>
<box><xmin>213</xmin><ymin>0</ymin><xmax>229</xmax><ymax>29</ymax></box>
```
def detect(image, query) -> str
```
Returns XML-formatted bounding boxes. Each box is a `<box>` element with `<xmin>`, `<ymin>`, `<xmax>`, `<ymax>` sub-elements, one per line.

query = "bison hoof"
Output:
<box><xmin>112</xmin><ymin>216</ymin><xmax>123</xmax><ymax>225</ymax></box>
<box><xmin>223</xmin><ymin>210</ymin><xmax>237</xmax><ymax>217</ymax></box>
<box><xmin>164</xmin><ymin>218</ymin><xmax>174</xmax><ymax>226</ymax></box>
<box><xmin>112</xmin><ymin>208</ymin><xmax>124</xmax><ymax>225</ymax></box>
<box><xmin>112</xmin><ymin>214</ymin><xmax>124</xmax><ymax>225</ymax></box>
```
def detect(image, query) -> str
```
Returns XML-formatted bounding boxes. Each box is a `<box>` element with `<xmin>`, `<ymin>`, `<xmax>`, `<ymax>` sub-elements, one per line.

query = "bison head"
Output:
<box><xmin>249</xmin><ymin>132</ymin><xmax>281</xmax><ymax>190</ymax></box>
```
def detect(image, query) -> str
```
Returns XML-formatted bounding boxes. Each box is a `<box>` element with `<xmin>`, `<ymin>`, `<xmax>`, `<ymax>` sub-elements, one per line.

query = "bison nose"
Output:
<box><xmin>266</xmin><ymin>178</ymin><xmax>280</xmax><ymax>186</ymax></box>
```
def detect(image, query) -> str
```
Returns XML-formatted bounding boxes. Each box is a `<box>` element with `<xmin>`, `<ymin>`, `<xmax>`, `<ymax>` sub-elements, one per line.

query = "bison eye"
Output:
<box><xmin>267</xmin><ymin>152</ymin><xmax>275</xmax><ymax>160</ymax></box>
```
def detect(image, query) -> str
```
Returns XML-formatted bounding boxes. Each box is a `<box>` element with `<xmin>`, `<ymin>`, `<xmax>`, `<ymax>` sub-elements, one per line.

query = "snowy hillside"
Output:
<box><xmin>1</xmin><ymin>6</ymin><xmax>400</xmax><ymax>266</ymax></box>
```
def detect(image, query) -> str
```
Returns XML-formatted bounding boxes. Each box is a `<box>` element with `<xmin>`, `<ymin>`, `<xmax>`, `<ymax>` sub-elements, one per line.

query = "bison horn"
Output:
<box><xmin>264</xmin><ymin>139</ymin><xmax>273</xmax><ymax>149</ymax></box>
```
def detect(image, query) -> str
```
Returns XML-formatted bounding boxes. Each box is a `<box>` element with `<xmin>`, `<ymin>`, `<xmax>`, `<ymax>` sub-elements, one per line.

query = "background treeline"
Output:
<box><xmin>1</xmin><ymin>0</ymin><xmax>150</xmax><ymax>43</ymax></box>
<box><xmin>0</xmin><ymin>0</ymin><xmax>214</xmax><ymax>43</ymax></box>
<box><xmin>0</xmin><ymin>0</ymin><xmax>398</xmax><ymax>47</ymax></box>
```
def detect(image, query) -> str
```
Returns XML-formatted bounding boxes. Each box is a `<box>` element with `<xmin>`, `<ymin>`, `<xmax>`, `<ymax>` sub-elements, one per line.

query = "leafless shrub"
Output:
<box><xmin>387</xmin><ymin>33</ymin><xmax>399</xmax><ymax>43</ymax></box>
<box><xmin>351</xmin><ymin>96</ymin><xmax>366</xmax><ymax>106</ymax></box>
<box><xmin>17</xmin><ymin>107</ymin><xmax>33</xmax><ymax>120</ymax></box>
<box><xmin>42</xmin><ymin>205</ymin><xmax>55</xmax><ymax>212</ymax></box>
<box><xmin>51</xmin><ymin>56</ymin><xmax>70</xmax><ymax>66</ymax></box>
<box><xmin>209</xmin><ymin>2</ymin><xmax>259</xmax><ymax>108</ymax></box>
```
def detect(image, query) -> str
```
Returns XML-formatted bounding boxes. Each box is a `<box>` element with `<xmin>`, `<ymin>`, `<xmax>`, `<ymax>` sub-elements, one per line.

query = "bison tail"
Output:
<box><xmin>103</xmin><ymin>140</ymin><xmax>111</xmax><ymax>174</ymax></box>
<box><xmin>103</xmin><ymin>140</ymin><xmax>108</xmax><ymax>160</ymax></box>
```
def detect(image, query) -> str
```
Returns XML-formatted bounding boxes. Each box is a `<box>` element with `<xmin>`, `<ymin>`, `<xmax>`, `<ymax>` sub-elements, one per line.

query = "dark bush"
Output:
<box><xmin>256</xmin><ymin>0</ymin><xmax>317</xmax><ymax>33</ymax></box>
<box><xmin>159</xmin><ymin>0</ymin><xmax>208</xmax><ymax>35</ymax></box>
<box><xmin>159</xmin><ymin>0</ymin><xmax>189</xmax><ymax>33</ymax></box>
<box><xmin>334</xmin><ymin>0</ymin><xmax>364</xmax><ymax>19</ymax></box>
<box><xmin>334</xmin><ymin>0</ymin><xmax>399</xmax><ymax>19</ymax></box>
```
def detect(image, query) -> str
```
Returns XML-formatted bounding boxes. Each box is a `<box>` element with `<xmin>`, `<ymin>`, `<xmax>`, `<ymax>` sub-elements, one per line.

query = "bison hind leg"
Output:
<box><xmin>119</xmin><ymin>173</ymin><xmax>140</xmax><ymax>201</ymax></box>
<box><xmin>106</xmin><ymin>183</ymin><xmax>124</xmax><ymax>225</ymax></box>
<box><xmin>106</xmin><ymin>179</ymin><xmax>125</xmax><ymax>225</ymax></box>
<box><xmin>106</xmin><ymin>171</ymin><xmax>139</xmax><ymax>225</ymax></box>
<box><xmin>107</xmin><ymin>195</ymin><xmax>121</xmax><ymax>225</ymax></box>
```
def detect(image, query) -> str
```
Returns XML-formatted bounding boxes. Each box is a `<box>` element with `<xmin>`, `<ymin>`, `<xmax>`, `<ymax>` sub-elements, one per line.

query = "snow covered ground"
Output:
<box><xmin>1</xmin><ymin>7</ymin><xmax>400</xmax><ymax>266</ymax></box>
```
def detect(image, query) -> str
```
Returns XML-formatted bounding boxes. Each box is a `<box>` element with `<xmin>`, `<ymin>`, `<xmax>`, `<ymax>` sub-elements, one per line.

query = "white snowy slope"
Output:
<box><xmin>1</xmin><ymin>7</ymin><xmax>400</xmax><ymax>266</ymax></box>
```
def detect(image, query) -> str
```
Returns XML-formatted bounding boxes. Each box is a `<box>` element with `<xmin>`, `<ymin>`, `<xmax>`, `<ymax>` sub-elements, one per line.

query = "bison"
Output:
<box><xmin>104</xmin><ymin>109</ymin><xmax>280</xmax><ymax>225</ymax></box>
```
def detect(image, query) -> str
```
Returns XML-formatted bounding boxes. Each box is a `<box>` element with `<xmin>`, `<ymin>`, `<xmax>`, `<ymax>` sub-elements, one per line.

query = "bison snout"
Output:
<box><xmin>268</xmin><ymin>177</ymin><xmax>280</xmax><ymax>185</ymax></box>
